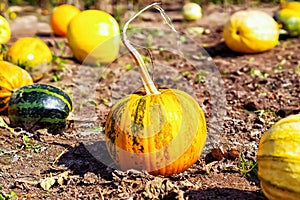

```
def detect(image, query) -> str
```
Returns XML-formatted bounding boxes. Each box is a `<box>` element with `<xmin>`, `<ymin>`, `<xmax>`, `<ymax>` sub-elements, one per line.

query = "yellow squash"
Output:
<box><xmin>223</xmin><ymin>10</ymin><xmax>279</xmax><ymax>53</ymax></box>
<box><xmin>280</xmin><ymin>0</ymin><xmax>300</xmax><ymax>13</ymax></box>
<box><xmin>257</xmin><ymin>114</ymin><xmax>300</xmax><ymax>200</ymax></box>
<box><xmin>0</xmin><ymin>15</ymin><xmax>11</xmax><ymax>61</ymax></box>
<box><xmin>0</xmin><ymin>61</ymin><xmax>33</xmax><ymax>112</ymax></box>
<box><xmin>6</xmin><ymin>37</ymin><xmax>53</xmax><ymax>81</ymax></box>
<box><xmin>0</xmin><ymin>15</ymin><xmax>11</xmax><ymax>44</ymax></box>
<box><xmin>67</xmin><ymin>10</ymin><xmax>120</xmax><ymax>64</ymax></box>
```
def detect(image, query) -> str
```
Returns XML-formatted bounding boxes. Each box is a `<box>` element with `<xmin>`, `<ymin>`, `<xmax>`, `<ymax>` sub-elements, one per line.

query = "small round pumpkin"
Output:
<box><xmin>50</xmin><ymin>4</ymin><xmax>80</xmax><ymax>37</ymax></box>
<box><xmin>0</xmin><ymin>61</ymin><xmax>33</xmax><ymax>112</ymax></box>
<box><xmin>104</xmin><ymin>2</ymin><xmax>207</xmax><ymax>176</ymax></box>
<box><xmin>223</xmin><ymin>10</ymin><xmax>279</xmax><ymax>53</ymax></box>
<box><xmin>257</xmin><ymin>114</ymin><xmax>300</xmax><ymax>199</ymax></box>
<box><xmin>6</xmin><ymin>37</ymin><xmax>53</xmax><ymax>81</ymax></box>
<box><xmin>105</xmin><ymin>89</ymin><xmax>207</xmax><ymax>176</ymax></box>
<box><xmin>182</xmin><ymin>2</ymin><xmax>202</xmax><ymax>21</ymax></box>
<box><xmin>67</xmin><ymin>9</ymin><xmax>120</xmax><ymax>64</ymax></box>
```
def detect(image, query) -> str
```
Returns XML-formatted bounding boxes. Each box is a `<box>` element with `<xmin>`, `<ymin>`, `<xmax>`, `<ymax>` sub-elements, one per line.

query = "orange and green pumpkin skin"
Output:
<box><xmin>105</xmin><ymin>88</ymin><xmax>207</xmax><ymax>176</ymax></box>
<box><xmin>257</xmin><ymin>114</ymin><xmax>300</xmax><ymax>200</ymax></box>
<box><xmin>0</xmin><ymin>61</ymin><xmax>33</xmax><ymax>112</ymax></box>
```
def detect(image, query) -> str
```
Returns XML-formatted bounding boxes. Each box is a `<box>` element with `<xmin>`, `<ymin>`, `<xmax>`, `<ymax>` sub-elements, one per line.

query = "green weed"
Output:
<box><xmin>51</xmin><ymin>71</ymin><xmax>62</xmax><ymax>82</ymax></box>
<box><xmin>123</xmin><ymin>64</ymin><xmax>133</xmax><ymax>71</ymax></box>
<box><xmin>146</xmin><ymin>34</ymin><xmax>153</xmax><ymax>48</ymax></box>
<box><xmin>181</xmin><ymin>71</ymin><xmax>191</xmax><ymax>77</ymax></box>
<box><xmin>249</xmin><ymin>68</ymin><xmax>269</xmax><ymax>78</ymax></box>
<box><xmin>196</xmin><ymin>69</ymin><xmax>209</xmax><ymax>83</ymax></box>
<box><xmin>254</xmin><ymin>109</ymin><xmax>278</xmax><ymax>119</ymax></box>
<box><xmin>52</xmin><ymin>54</ymin><xmax>68</xmax><ymax>71</ymax></box>
<box><xmin>238</xmin><ymin>156</ymin><xmax>258</xmax><ymax>178</ymax></box>
<box><xmin>22</xmin><ymin>135</ymin><xmax>42</xmax><ymax>153</ymax></box>
<box><xmin>0</xmin><ymin>186</ymin><xmax>18</xmax><ymax>200</ymax></box>
<box><xmin>274</xmin><ymin>60</ymin><xmax>285</xmax><ymax>74</ymax></box>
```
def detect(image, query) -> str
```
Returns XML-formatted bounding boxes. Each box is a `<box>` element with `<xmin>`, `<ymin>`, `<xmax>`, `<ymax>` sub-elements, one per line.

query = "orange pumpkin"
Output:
<box><xmin>0</xmin><ymin>61</ymin><xmax>33</xmax><ymax>112</ymax></box>
<box><xmin>50</xmin><ymin>4</ymin><xmax>80</xmax><ymax>37</ymax></box>
<box><xmin>105</xmin><ymin>88</ymin><xmax>207</xmax><ymax>176</ymax></box>
<box><xmin>104</xmin><ymin>3</ymin><xmax>207</xmax><ymax>176</ymax></box>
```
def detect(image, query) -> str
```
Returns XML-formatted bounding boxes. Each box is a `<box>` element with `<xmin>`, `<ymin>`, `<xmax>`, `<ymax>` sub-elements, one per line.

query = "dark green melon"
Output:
<box><xmin>8</xmin><ymin>84</ymin><xmax>72</xmax><ymax>133</ymax></box>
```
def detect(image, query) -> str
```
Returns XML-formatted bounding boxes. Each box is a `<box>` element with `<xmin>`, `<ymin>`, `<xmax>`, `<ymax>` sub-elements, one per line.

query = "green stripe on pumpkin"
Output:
<box><xmin>15</xmin><ymin>84</ymin><xmax>72</xmax><ymax>111</ymax></box>
<box><xmin>9</xmin><ymin>116</ymin><xmax>67</xmax><ymax>123</ymax></box>
<box><xmin>8</xmin><ymin>83</ymin><xmax>72</xmax><ymax>133</ymax></box>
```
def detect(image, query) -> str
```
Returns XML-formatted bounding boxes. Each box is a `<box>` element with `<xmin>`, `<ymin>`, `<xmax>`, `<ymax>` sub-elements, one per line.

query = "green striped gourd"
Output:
<box><xmin>8</xmin><ymin>84</ymin><xmax>72</xmax><ymax>133</ymax></box>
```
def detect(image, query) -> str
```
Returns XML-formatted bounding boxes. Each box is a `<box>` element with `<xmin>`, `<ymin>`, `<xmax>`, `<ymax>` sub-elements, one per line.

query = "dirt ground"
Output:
<box><xmin>1</xmin><ymin>1</ymin><xmax>300</xmax><ymax>199</ymax></box>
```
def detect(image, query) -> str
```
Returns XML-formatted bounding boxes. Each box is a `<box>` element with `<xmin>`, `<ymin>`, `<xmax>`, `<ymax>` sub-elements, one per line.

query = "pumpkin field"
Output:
<box><xmin>0</xmin><ymin>0</ymin><xmax>300</xmax><ymax>199</ymax></box>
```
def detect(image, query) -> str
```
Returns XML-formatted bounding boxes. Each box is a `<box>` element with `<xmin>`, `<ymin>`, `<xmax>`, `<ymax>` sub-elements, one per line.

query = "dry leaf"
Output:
<box><xmin>40</xmin><ymin>176</ymin><xmax>56</xmax><ymax>191</ymax></box>
<box><xmin>57</xmin><ymin>171</ymin><xmax>69</xmax><ymax>185</ymax></box>
<box><xmin>0</xmin><ymin>116</ymin><xmax>14</xmax><ymax>132</ymax></box>
<box><xmin>40</xmin><ymin>171</ymin><xmax>69</xmax><ymax>190</ymax></box>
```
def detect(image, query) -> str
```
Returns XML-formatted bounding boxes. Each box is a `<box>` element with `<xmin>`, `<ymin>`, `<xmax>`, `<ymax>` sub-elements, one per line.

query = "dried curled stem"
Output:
<box><xmin>122</xmin><ymin>2</ymin><xmax>177</xmax><ymax>95</ymax></box>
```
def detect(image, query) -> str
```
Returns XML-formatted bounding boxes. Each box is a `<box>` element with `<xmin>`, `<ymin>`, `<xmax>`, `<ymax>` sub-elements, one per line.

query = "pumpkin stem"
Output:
<box><xmin>122</xmin><ymin>2</ymin><xmax>167</xmax><ymax>95</ymax></box>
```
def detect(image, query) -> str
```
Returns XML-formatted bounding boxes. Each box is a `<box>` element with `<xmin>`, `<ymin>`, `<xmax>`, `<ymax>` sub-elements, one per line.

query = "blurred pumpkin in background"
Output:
<box><xmin>0</xmin><ymin>15</ymin><xmax>11</xmax><ymax>61</ymax></box>
<box><xmin>182</xmin><ymin>2</ymin><xmax>202</xmax><ymax>21</ymax></box>
<box><xmin>6</xmin><ymin>37</ymin><xmax>53</xmax><ymax>82</ymax></box>
<box><xmin>66</xmin><ymin>9</ymin><xmax>120</xmax><ymax>64</ymax></box>
<box><xmin>223</xmin><ymin>10</ymin><xmax>279</xmax><ymax>53</ymax></box>
<box><xmin>257</xmin><ymin>114</ymin><xmax>300</xmax><ymax>200</ymax></box>
<box><xmin>274</xmin><ymin>9</ymin><xmax>300</xmax><ymax>36</ymax></box>
<box><xmin>274</xmin><ymin>2</ymin><xmax>300</xmax><ymax>37</ymax></box>
<box><xmin>280</xmin><ymin>0</ymin><xmax>300</xmax><ymax>13</ymax></box>
<box><xmin>0</xmin><ymin>15</ymin><xmax>11</xmax><ymax>44</ymax></box>
<box><xmin>50</xmin><ymin>4</ymin><xmax>80</xmax><ymax>37</ymax></box>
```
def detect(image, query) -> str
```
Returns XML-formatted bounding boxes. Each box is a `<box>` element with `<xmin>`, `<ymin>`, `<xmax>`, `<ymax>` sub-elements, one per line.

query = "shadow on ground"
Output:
<box><xmin>57</xmin><ymin>142</ymin><xmax>113</xmax><ymax>180</ymax></box>
<box><xmin>186</xmin><ymin>187</ymin><xmax>266</xmax><ymax>200</ymax></box>
<box><xmin>204</xmin><ymin>42</ymin><xmax>244</xmax><ymax>58</ymax></box>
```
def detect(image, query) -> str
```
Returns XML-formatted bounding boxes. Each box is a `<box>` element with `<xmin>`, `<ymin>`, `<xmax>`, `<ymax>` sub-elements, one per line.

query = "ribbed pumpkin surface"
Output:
<box><xmin>8</xmin><ymin>84</ymin><xmax>72</xmax><ymax>133</ymax></box>
<box><xmin>257</xmin><ymin>114</ymin><xmax>300</xmax><ymax>200</ymax></box>
<box><xmin>105</xmin><ymin>88</ymin><xmax>207</xmax><ymax>176</ymax></box>
<box><xmin>0</xmin><ymin>61</ymin><xmax>33</xmax><ymax>112</ymax></box>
